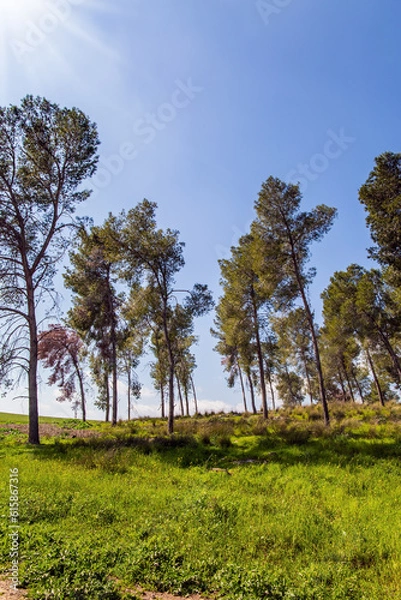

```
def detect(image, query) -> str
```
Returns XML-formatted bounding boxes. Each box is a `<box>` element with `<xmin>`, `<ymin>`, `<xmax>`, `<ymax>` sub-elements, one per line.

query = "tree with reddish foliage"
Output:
<box><xmin>38</xmin><ymin>325</ymin><xmax>88</xmax><ymax>421</ymax></box>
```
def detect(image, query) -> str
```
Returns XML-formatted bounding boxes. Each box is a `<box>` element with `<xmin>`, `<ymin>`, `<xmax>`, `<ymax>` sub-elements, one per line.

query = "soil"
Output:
<box><xmin>0</xmin><ymin>579</ymin><xmax>214</xmax><ymax>600</ymax></box>
<box><xmin>0</xmin><ymin>423</ymin><xmax>100</xmax><ymax>439</ymax></box>
<box><xmin>136</xmin><ymin>593</ymin><xmax>212</xmax><ymax>600</ymax></box>
<box><xmin>0</xmin><ymin>580</ymin><xmax>27</xmax><ymax>599</ymax></box>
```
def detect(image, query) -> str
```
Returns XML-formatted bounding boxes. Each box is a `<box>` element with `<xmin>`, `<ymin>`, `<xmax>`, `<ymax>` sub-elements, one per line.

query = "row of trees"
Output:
<box><xmin>0</xmin><ymin>95</ymin><xmax>212</xmax><ymax>444</ymax></box>
<box><xmin>213</xmin><ymin>154</ymin><xmax>401</xmax><ymax>423</ymax></box>
<box><xmin>0</xmin><ymin>95</ymin><xmax>399</xmax><ymax>443</ymax></box>
<box><xmin>23</xmin><ymin>201</ymin><xmax>214</xmax><ymax>438</ymax></box>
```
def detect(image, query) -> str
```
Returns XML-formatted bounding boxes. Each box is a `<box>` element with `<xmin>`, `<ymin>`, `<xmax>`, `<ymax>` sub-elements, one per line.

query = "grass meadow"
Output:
<box><xmin>1</xmin><ymin>402</ymin><xmax>401</xmax><ymax>599</ymax></box>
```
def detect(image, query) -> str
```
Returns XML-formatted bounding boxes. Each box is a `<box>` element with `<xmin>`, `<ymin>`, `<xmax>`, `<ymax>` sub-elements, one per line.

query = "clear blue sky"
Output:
<box><xmin>1</xmin><ymin>0</ymin><xmax>400</xmax><ymax>418</ymax></box>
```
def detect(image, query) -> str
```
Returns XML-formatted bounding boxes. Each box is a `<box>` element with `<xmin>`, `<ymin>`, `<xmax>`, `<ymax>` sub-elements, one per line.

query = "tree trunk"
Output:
<box><xmin>176</xmin><ymin>375</ymin><xmax>185</xmax><ymax>416</ymax></box>
<box><xmin>160</xmin><ymin>384</ymin><xmax>165</xmax><ymax>418</ymax></box>
<box><xmin>289</xmin><ymin>242</ymin><xmax>330</xmax><ymax>424</ymax></box>
<box><xmin>301</xmin><ymin>354</ymin><xmax>313</xmax><ymax>405</ymax></box>
<box><xmin>343</xmin><ymin>362</ymin><xmax>355</xmax><ymax>403</ymax></box>
<box><xmin>267</xmin><ymin>372</ymin><xmax>276</xmax><ymax>411</ymax></box>
<box><xmin>184</xmin><ymin>386</ymin><xmax>190</xmax><ymax>417</ymax></box>
<box><xmin>338</xmin><ymin>369</ymin><xmax>347</xmax><ymax>401</ymax></box>
<box><xmin>127</xmin><ymin>367</ymin><xmax>131</xmax><ymax>421</ymax></box>
<box><xmin>351</xmin><ymin>367</ymin><xmax>364</xmax><ymax>404</ymax></box>
<box><xmin>104</xmin><ymin>369</ymin><xmax>110</xmax><ymax>422</ymax></box>
<box><xmin>70</xmin><ymin>352</ymin><xmax>86</xmax><ymax>422</ymax></box>
<box><xmin>190</xmin><ymin>375</ymin><xmax>198</xmax><ymax>414</ymax></box>
<box><xmin>111</xmin><ymin>331</ymin><xmax>118</xmax><ymax>425</ymax></box>
<box><xmin>162</xmin><ymin>302</ymin><xmax>175</xmax><ymax>434</ymax></box>
<box><xmin>76</xmin><ymin>369</ymin><xmax>86</xmax><ymax>422</ymax></box>
<box><xmin>265</xmin><ymin>364</ymin><xmax>276</xmax><ymax>410</ymax></box>
<box><xmin>237</xmin><ymin>363</ymin><xmax>248</xmax><ymax>413</ymax></box>
<box><xmin>284</xmin><ymin>221</ymin><xmax>330</xmax><ymax>423</ymax></box>
<box><xmin>285</xmin><ymin>363</ymin><xmax>297</xmax><ymax>406</ymax></box>
<box><xmin>366</xmin><ymin>347</ymin><xmax>385</xmax><ymax>406</ymax></box>
<box><xmin>246</xmin><ymin>371</ymin><xmax>257</xmax><ymax>414</ymax></box>
<box><xmin>27</xmin><ymin>279</ymin><xmax>40</xmax><ymax>445</ymax></box>
<box><xmin>250</xmin><ymin>286</ymin><xmax>268</xmax><ymax>418</ymax></box>
<box><xmin>300</xmin><ymin>292</ymin><xmax>329</xmax><ymax>421</ymax></box>
<box><xmin>106</xmin><ymin>274</ymin><xmax>118</xmax><ymax>425</ymax></box>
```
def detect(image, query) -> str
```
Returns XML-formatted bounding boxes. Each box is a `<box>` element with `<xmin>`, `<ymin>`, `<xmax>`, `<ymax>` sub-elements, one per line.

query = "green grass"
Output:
<box><xmin>1</xmin><ymin>403</ymin><xmax>401</xmax><ymax>599</ymax></box>
<box><xmin>0</xmin><ymin>412</ymin><xmax>101</xmax><ymax>425</ymax></box>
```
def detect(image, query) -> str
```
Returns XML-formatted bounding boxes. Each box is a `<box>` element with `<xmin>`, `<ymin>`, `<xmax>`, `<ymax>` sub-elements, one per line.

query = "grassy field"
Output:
<box><xmin>1</xmin><ymin>403</ymin><xmax>401</xmax><ymax>599</ymax></box>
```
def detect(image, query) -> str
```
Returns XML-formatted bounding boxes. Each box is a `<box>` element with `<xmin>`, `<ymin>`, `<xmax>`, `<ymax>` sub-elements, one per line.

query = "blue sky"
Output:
<box><xmin>1</xmin><ymin>0</ymin><xmax>400</xmax><ymax>418</ymax></box>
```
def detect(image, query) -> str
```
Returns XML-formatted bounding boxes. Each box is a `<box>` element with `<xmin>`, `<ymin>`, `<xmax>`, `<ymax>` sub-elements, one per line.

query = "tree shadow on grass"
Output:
<box><xmin>25</xmin><ymin>427</ymin><xmax>401</xmax><ymax>474</ymax></box>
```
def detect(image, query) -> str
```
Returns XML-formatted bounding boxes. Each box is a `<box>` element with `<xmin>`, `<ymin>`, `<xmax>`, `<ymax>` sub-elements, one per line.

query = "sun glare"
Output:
<box><xmin>0</xmin><ymin>0</ymin><xmax>116</xmax><ymax>96</ymax></box>
<box><xmin>0</xmin><ymin>0</ymin><xmax>48</xmax><ymax>23</ymax></box>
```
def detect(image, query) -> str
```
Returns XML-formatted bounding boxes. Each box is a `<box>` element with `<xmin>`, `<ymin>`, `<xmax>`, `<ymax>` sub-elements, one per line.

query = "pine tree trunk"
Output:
<box><xmin>176</xmin><ymin>375</ymin><xmax>185</xmax><ymax>416</ymax></box>
<box><xmin>160</xmin><ymin>385</ymin><xmax>165</xmax><ymax>418</ymax></box>
<box><xmin>247</xmin><ymin>371</ymin><xmax>257</xmax><ymax>414</ymax></box>
<box><xmin>238</xmin><ymin>363</ymin><xmax>248</xmax><ymax>413</ymax></box>
<box><xmin>27</xmin><ymin>281</ymin><xmax>40</xmax><ymax>445</ymax></box>
<box><xmin>111</xmin><ymin>331</ymin><xmax>118</xmax><ymax>425</ymax></box>
<box><xmin>105</xmin><ymin>369</ymin><xmax>110</xmax><ymax>422</ymax></box>
<box><xmin>184</xmin><ymin>387</ymin><xmax>190</xmax><ymax>417</ymax></box>
<box><xmin>250</xmin><ymin>286</ymin><xmax>268</xmax><ymax>418</ymax></box>
<box><xmin>77</xmin><ymin>370</ymin><xmax>86</xmax><ymax>422</ymax></box>
<box><xmin>162</xmin><ymin>302</ymin><xmax>175</xmax><ymax>434</ymax></box>
<box><xmin>127</xmin><ymin>368</ymin><xmax>131</xmax><ymax>421</ymax></box>
<box><xmin>289</xmin><ymin>242</ymin><xmax>330</xmax><ymax>424</ymax></box>
<box><xmin>366</xmin><ymin>347</ymin><xmax>385</xmax><ymax>406</ymax></box>
<box><xmin>338</xmin><ymin>369</ymin><xmax>347</xmax><ymax>401</ymax></box>
<box><xmin>343</xmin><ymin>364</ymin><xmax>355</xmax><ymax>403</ymax></box>
<box><xmin>265</xmin><ymin>367</ymin><xmax>276</xmax><ymax>411</ymax></box>
<box><xmin>190</xmin><ymin>376</ymin><xmax>198</xmax><ymax>414</ymax></box>
<box><xmin>351</xmin><ymin>368</ymin><xmax>364</xmax><ymax>403</ymax></box>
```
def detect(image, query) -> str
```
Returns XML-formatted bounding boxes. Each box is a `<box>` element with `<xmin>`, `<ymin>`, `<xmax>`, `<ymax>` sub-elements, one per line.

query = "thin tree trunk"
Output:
<box><xmin>160</xmin><ymin>384</ymin><xmax>165</xmax><ymax>418</ymax></box>
<box><xmin>366</xmin><ymin>347</ymin><xmax>385</xmax><ymax>406</ymax></box>
<box><xmin>285</xmin><ymin>364</ymin><xmax>297</xmax><ymax>405</ymax></box>
<box><xmin>338</xmin><ymin>369</ymin><xmax>347</xmax><ymax>401</ymax></box>
<box><xmin>351</xmin><ymin>367</ymin><xmax>364</xmax><ymax>404</ymax></box>
<box><xmin>111</xmin><ymin>332</ymin><xmax>118</xmax><ymax>425</ymax></box>
<box><xmin>127</xmin><ymin>367</ymin><xmax>131</xmax><ymax>421</ymax></box>
<box><xmin>70</xmin><ymin>351</ymin><xmax>86</xmax><ymax>422</ymax></box>
<box><xmin>290</xmin><ymin>251</ymin><xmax>329</xmax><ymax>423</ymax></box>
<box><xmin>267</xmin><ymin>370</ymin><xmax>276</xmax><ymax>411</ymax></box>
<box><xmin>238</xmin><ymin>363</ymin><xmax>248</xmax><ymax>413</ymax></box>
<box><xmin>343</xmin><ymin>363</ymin><xmax>355</xmax><ymax>403</ymax></box>
<box><xmin>184</xmin><ymin>386</ymin><xmax>190</xmax><ymax>417</ymax></box>
<box><xmin>190</xmin><ymin>375</ymin><xmax>198</xmax><ymax>414</ymax></box>
<box><xmin>107</xmin><ymin>276</ymin><xmax>118</xmax><ymax>425</ymax></box>
<box><xmin>162</xmin><ymin>303</ymin><xmax>175</xmax><ymax>434</ymax></box>
<box><xmin>301</xmin><ymin>354</ymin><xmax>313</xmax><ymax>405</ymax></box>
<box><xmin>27</xmin><ymin>281</ymin><xmax>40</xmax><ymax>445</ymax></box>
<box><xmin>104</xmin><ymin>369</ymin><xmax>110</xmax><ymax>422</ymax></box>
<box><xmin>285</xmin><ymin>224</ymin><xmax>330</xmax><ymax>424</ymax></box>
<box><xmin>247</xmin><ymin>371</ymin><xmax>257</xmax><ymax>414</ymax></box>
<box><xmin>250</xmin><ymin>286</ymin><xmax>268</xmax><ymax>418</ymax></box>
<box><xmin>176</xmin><ymin>375</ymin><xmax>185</xmax><ymax>416</ymax></box>
<box><xmin>76</xmin><ymin>369</ymin><xmax>86</xmax><ymax>422</ymax></box>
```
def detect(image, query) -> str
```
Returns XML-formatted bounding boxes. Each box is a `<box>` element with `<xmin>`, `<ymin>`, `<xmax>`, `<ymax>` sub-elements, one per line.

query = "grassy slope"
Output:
<box><xmin>1</xmin><ymin>403</ymin><xmax>401</xmax><ymax>599</ymax></box>
<box><xmin>0</xmin><ymin>412</ymin><xmax>100</xmax><ymax>425</ymax></box>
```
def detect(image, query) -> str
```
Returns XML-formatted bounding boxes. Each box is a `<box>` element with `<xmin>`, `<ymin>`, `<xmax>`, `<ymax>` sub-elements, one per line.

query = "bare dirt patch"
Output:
<box><xmin>134</xmin><ymin>591</ymin><xmax>214</xmax><ymax>600</ymax></box>
<box><xmin>0</xmin><ymin>423</ymin><xmax>100</xmax><ymax>439</ymax></box>
<box><xmin>0</xmin><ymin>580</ymin><xmax>27</xmax><ymax>599</ymax></box>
